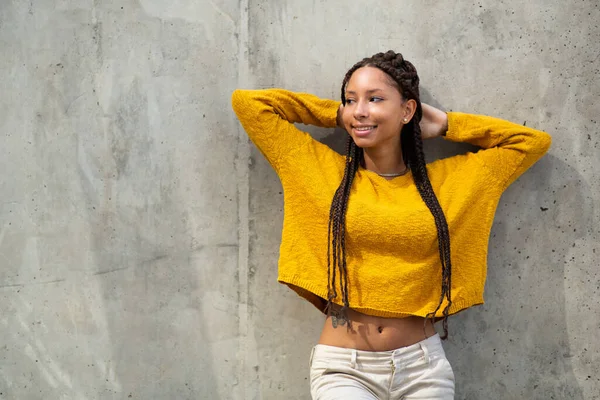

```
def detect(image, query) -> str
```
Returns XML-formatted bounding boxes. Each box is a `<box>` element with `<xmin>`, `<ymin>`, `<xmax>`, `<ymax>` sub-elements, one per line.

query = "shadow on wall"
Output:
<box><xmin>445</xmin><ymin>153</ymin><xmax>588</xmax><ymax>399</ymax></box>
<box><xmin>305</xmin><ymin>88</ymin><xmax>586</xmax><ymax>398</ymax></box>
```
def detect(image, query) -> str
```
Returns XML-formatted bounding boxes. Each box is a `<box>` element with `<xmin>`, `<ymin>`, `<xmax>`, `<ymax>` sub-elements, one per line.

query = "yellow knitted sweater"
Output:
<box><xmin>231</xmin><ymin>89</ymin><xmax>551</xmax><ymax>318</ymax></box>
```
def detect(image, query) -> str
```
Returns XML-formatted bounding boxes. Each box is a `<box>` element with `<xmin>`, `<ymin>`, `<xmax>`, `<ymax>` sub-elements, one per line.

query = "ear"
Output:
<box><xmin>402</xmin><ymin>99</ymin><xmax>418</xmax><ymax>123</ymax></box>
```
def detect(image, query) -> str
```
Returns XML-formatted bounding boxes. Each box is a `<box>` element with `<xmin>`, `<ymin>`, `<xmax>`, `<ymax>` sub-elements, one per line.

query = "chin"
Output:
<box><xmin>351</xmin><ymin>137</ymin><xmax>376</xmax><ymax>149</ymax></box>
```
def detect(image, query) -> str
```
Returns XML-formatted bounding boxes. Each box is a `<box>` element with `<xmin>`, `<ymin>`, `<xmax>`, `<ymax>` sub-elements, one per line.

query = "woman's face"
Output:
<box><xmin>341</xmin><ymin>66</ymin><xmax>412</xmax><ymax>150</ymax></box>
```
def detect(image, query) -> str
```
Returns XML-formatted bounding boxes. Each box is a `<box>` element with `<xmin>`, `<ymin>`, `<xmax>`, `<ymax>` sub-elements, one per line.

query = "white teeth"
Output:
<box><xmin>355</xmin><ymin>126</ymin><xmax>374</xmax><ymax>131</ymax></box>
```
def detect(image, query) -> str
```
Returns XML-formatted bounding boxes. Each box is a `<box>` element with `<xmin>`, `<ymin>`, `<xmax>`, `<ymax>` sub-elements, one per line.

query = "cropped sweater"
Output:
<box><xmin>231</xmin><ymin>89</ymin><xmax>551</xmax><ymax>318</ymax></box>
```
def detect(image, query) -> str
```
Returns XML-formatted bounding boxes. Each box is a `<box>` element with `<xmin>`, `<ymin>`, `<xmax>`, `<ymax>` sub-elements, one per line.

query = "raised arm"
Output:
<box><xmin>443</xmin><ymin>112</ymin><xmax>551</xmax><ymax>188</ymax></box>
<box><xmin>231</xmin><ymin>89</ymin><xmax>340</xmax><ymax>171</ymax></box>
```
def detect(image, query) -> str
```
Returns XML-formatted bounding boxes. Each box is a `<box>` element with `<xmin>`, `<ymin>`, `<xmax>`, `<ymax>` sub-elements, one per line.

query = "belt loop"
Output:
<box><xmin>309</xmin><ymin>346</ymin><xmax>316</xmax><ymax>368</ymax></box>
<box><xmin>350</xmin><ymin>349</ymin><xmax>357</xmax><ymax>369</ymax></box>
<box><xmin>420</xmin><ymin>342</ymin><xmax>430</xmax><ymax>365</ymax></box>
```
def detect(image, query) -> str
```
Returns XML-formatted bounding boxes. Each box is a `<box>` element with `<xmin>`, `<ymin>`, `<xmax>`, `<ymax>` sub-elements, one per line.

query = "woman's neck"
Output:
<box><xmin>362</xmin><ymin>145</ymin><xmax>407</xmax><ymax>175</ymax></box>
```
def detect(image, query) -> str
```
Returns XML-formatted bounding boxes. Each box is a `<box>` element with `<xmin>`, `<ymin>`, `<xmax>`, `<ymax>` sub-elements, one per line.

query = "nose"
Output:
<box><xmin>353</xmin><ymin>99</ymin><xmax>368</xmax><ymax>119</ymax></box>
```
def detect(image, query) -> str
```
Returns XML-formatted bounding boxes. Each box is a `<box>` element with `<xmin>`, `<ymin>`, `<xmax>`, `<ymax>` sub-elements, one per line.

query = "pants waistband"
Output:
<box><xmin>312</xmin><ymin>334</ymin><xmax>445</xmax><ymax>369</ymax></box>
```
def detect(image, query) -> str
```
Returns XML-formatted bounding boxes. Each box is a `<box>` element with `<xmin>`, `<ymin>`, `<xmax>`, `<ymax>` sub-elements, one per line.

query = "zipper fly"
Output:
<box><xmin>388</xmin><ymin>359</ymin><xmax>396</xmax><ymax>395</ymax></box>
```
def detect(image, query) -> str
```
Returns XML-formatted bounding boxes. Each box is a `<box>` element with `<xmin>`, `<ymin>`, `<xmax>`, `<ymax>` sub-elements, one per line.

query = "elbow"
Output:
<box><xmin>231</xmin><ymin>89</ymin><xmax>253</xmax><ymax>117</ymax></box>
<box><xmin>231</xmin><ymin>88</ymin><xmax>247</xmax><ymax>100</ymax></box>
<box><xmin>539</xmin><ymin>131</ymin><xmax>552</xmax><ymax>155</ymax></box>
<box><xmin>231</xmin><ymin>89</ymin><xmax>244</xmax><ymax>111</ymax></box>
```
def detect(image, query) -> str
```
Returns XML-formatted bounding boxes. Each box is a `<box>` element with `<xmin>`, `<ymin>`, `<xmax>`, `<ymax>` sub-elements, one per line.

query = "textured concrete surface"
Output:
<box><xmin>1</xmin><ymin>0</ymin><xmax>598</xmax><ymax>399</ymax></box>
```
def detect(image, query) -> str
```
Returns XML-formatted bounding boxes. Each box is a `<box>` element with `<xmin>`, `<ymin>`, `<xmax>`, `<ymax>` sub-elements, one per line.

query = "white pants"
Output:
<box><xmin>309</xmin><ymin>334</ymin><xmax>455</xmax><ymax>399</ymax></box>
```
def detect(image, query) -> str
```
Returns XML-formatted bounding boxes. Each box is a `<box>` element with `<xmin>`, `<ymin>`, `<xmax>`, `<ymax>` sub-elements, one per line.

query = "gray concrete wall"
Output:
<box><xmin>0</xmin><ymin>1</ymin><xmax>598</xmax><ymax>399</ymax></box>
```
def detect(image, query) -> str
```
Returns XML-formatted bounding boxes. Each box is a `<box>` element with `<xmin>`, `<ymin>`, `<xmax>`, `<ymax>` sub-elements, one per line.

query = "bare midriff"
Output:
<box><xmin>318</xmin><ymin>307</ymin><xmax>436</xmax><ymax>351</ymax></box>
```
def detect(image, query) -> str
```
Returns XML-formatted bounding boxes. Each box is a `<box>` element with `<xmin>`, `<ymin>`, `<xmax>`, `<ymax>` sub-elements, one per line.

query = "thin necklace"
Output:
<box><xmin>366</xmin><ymin>166</ymin><xmax>409</xmax><ymax>177</ymax></box>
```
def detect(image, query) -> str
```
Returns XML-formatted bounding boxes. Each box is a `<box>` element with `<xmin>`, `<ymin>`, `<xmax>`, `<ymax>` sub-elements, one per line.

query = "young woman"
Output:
<box><xmin>232</xmin><ymin>51</ymin><xmax>551</xmax><ymax>399</ymax></box>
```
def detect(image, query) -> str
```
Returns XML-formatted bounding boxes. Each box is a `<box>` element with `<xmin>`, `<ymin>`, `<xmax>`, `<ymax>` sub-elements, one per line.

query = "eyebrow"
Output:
<box><xmin>345</xmin><ymin>88</ymin><xmax>386</xmax><ymax>95</ymax></box>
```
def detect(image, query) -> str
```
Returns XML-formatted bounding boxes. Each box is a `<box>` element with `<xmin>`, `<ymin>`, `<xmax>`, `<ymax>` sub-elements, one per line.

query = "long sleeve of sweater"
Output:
<box><xmin>445</xmin><ymin>112</ymin><xmax>552</xmax><ymax>188</ymax></box>
<box><xmin>231</xmin><ymin>89</ymin><xmax>340</xmax><ymax>172</ymax></box>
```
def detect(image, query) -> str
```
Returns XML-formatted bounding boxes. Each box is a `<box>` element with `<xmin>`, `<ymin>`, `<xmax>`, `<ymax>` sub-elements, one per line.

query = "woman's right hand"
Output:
<box><xmin>420</xmin><ymin>103</ymin><xmax>448</xmax><ymax>139</ymax></box>
<box><xmin>336</xmin><ymin>103</ymin><xmax>345</xmax><ymax>130</ymax></box>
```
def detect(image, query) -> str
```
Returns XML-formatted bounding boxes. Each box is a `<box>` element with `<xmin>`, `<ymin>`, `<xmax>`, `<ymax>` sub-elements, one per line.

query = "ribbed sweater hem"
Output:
<box><xmin>278</xmin><ymin>274</ymin><xmax>483</xmax><ymax>319</ymax></box>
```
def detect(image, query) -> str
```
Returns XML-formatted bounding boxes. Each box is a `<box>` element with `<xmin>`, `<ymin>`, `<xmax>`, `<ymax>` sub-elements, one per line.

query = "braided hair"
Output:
<box><xmin>326</xmin><ymin>50</ymin><xmax>453</xmax><ymax>339</ymax></box>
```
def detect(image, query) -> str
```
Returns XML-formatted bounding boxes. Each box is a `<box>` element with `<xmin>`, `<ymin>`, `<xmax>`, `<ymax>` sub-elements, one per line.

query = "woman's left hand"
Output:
<box><xmin>419</xmin><ymin>103</ymin><xmax>448</xmax><ymax>140</ymax></box>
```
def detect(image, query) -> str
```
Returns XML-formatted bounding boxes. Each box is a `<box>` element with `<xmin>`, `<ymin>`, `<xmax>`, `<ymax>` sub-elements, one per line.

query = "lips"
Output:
<box><xmin>352</xmin><ymin>125</ymin><xmax>377</xmax><ymax>137</ymax></box>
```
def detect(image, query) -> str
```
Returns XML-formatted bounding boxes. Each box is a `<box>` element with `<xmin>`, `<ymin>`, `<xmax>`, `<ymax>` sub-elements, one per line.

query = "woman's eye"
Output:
<box><xmin>370</xmin><ymin>97</ymin><xmax>382</xmax><ymax>102</ymax></box>
<box><xmin>346</xmin><ymin>99</ymin><xmax>355</xmax><ymax>104</ymax></box>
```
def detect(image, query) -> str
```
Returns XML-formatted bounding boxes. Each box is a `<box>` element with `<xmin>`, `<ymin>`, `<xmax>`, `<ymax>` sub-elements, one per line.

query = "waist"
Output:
<box><xmin>318</xmin><ymin>307</ymin><xmax>437</xmax><ymax>351</ymax></box>
<box><xmin>312</xmin><ymin>333</ymin><xmax>446</xmax><ymax>371</ymax></box>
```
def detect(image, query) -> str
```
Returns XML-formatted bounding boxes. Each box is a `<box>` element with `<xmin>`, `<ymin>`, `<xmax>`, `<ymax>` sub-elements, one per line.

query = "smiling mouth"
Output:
<box><xmin>352</xmin><ymin>125</ymin><xmax>377</xmax><ymax>136</ymax></box>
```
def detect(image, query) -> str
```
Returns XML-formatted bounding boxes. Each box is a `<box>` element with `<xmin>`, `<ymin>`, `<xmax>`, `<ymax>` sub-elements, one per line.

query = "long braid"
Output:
<box><xmin>327</xmin><ymin>140</ymin><xmax>350</xmax><ymax>299</ymax></box>
<box><xmin>410</xmin><ymin>120</ymin><xmax>453</xmax><ymax>339</ymax></box>
<box><xmin>326</xmin><ymin>51</ymin><xmax>453</xmax><ymax>338</ymax></box>
<box><xmin>326</xmin><ymin>137</ymin><xmax>356</xmax><ymax>305</ymax></box>
<box><xmin>339</xmin><ymin>142</ymin><xmax>361</xmax><ymax>316</ymax></box>
<box><xmin>325</xmin><ymin>136</ymin><xmax>361</xmax><ymax>325</ymax></box>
